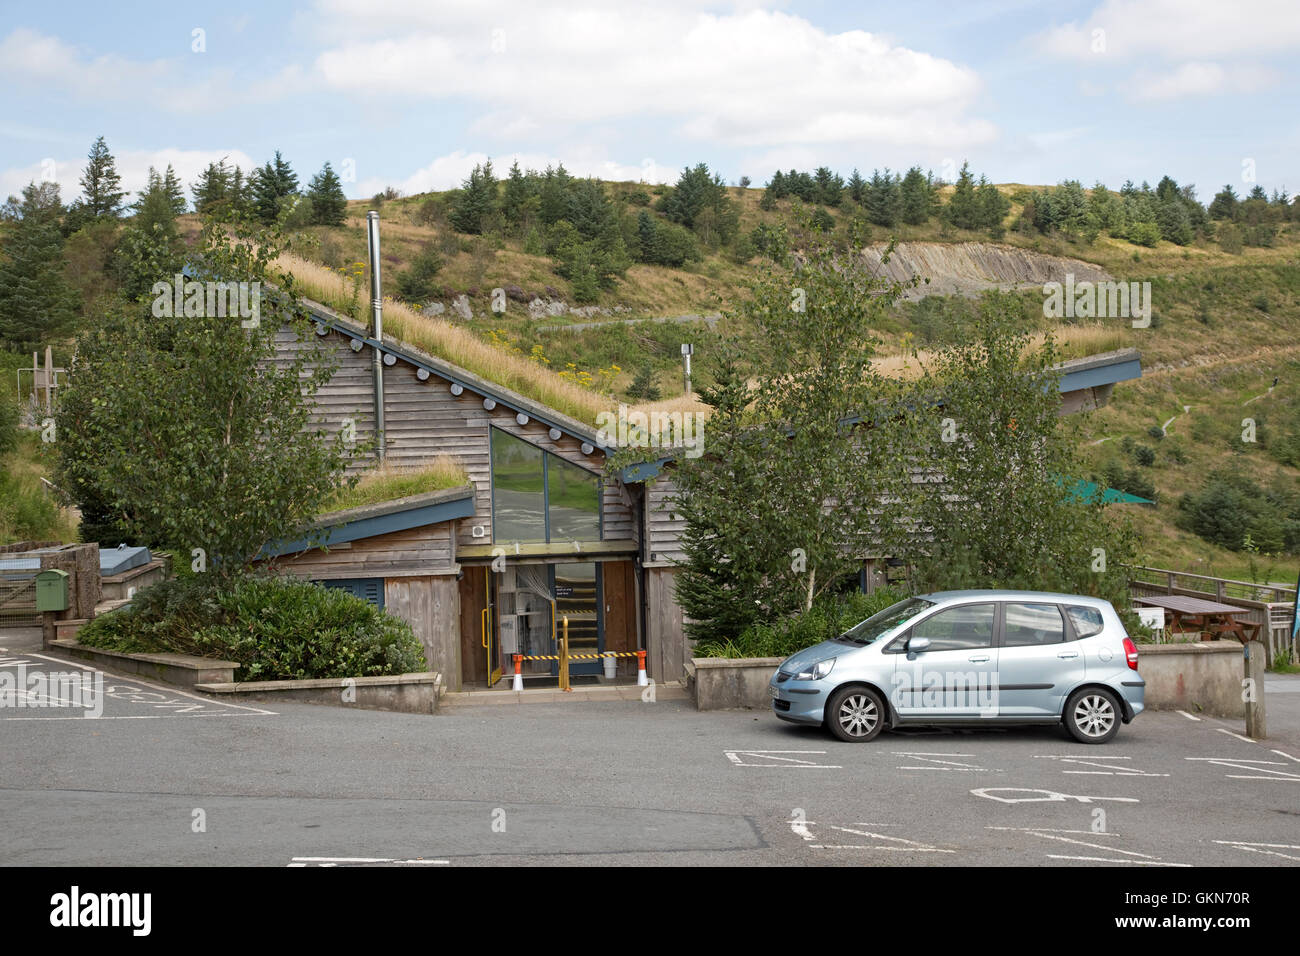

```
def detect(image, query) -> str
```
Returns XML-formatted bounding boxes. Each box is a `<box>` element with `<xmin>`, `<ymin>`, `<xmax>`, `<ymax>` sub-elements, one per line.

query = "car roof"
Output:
<box><xmin>916</xmin><ymin>589</ymin><xmax>1112</xmax><ymax>607</ymax></box>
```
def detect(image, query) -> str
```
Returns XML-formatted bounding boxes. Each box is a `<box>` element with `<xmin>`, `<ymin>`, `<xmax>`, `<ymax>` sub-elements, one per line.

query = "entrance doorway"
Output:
<box><xmin>487</xmin><ymin>561</ymin><xmax>603</xmax><ymax>685</ymax></box>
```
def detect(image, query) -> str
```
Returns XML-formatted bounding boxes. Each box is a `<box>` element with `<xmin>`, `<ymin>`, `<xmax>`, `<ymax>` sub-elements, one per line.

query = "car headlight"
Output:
<box><xmin>795</xmin><ymin>658</ymin><xmax>835</xmax><ymax>681</ymax></box>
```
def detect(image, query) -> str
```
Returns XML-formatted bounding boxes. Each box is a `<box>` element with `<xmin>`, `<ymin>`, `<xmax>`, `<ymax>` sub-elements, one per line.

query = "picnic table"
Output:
<box><xmin>1133</xmin><ymin>594</ymin><xmax>1262</xmax><ymax>644</ymax></box>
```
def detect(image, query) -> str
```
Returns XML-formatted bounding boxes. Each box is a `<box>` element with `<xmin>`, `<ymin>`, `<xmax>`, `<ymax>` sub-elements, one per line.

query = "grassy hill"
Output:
<box><xmin>10</xmin><ymin>176</ymin><xmax>1300</xmax><ymax>581</ymax></box>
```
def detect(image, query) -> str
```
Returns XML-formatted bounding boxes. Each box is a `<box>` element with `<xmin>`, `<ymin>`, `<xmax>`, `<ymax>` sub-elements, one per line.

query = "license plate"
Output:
<box><xmin>769</xmin><ymin>685</ymin><xmax>780</xmax><ymax>699</ymax></box>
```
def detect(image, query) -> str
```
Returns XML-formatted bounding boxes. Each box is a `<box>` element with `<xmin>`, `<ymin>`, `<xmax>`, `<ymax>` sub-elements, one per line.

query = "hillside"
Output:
<box><xmin>263</xmin><ymin>178</ymin><xmax>1300</xmax><ymax>583</ymax></box>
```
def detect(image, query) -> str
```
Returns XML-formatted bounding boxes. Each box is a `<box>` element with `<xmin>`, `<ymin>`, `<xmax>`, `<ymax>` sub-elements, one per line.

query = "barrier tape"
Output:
<box><xmin>513</xmin><ymin>651</ymin><xmax>641</xmax><ymax>661</ymax></box>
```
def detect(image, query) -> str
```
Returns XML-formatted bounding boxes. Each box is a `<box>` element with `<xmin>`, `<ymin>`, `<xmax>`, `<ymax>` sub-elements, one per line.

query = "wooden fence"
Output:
<box><xmin>1127</xmin><ymin>565</ymin><xmax>1296</xmax><ymax>666</ymax></box>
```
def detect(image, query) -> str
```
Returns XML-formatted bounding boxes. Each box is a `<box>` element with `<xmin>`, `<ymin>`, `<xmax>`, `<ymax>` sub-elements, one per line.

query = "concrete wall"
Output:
<box><xmin>1138</xmin><ymin>641</ymin><xmax>1245</xmax><ymax>718</ymax></box>
<box><xmin>195</xmin><ymin>673</ymin><xmax>441</xmax><ymax>715</ymax></box>
<box><xmin>692</xmin><ymin>657</ymin><xmax>783</xmax><ymax>711</ymax></box>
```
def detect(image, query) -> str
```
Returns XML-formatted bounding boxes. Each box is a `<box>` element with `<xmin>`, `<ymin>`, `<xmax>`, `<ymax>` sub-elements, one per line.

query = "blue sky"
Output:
<box><xmin>2</xmin><ymin>0</ymin><xmax>1297</xmax><ymax>206</ymax></box>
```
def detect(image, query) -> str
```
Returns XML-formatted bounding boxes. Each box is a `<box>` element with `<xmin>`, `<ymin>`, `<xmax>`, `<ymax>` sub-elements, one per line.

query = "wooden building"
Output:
<box><xmin>267</xmin><ymin>300</ymin><xmax>1143</xmax><ymax>689</ymax></box>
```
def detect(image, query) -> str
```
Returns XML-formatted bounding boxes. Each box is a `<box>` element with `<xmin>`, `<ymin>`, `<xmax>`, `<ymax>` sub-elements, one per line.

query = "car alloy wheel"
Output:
<box><xmin>1066</xmin><ymin>689</ymin><xmax>1120</xmax><ymax>744</ymax></box>
<box><xmin>827</xmin><ymin>686</ymin><xmax>885</xmax><ymax>742</ymax></box>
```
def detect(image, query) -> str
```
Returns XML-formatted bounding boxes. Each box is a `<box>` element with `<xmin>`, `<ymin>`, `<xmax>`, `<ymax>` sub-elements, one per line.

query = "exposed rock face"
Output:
<box><xmin>426</xmin><ymin>302</ymin><xmax>446</xmax><ymax>316</ymax></box>
<box><xmin>859</xmin><ymin>242</ymin><xmax>1113</xmax><ymax>300</ymax></box>
<box><xmin>450</xmin><ymin>294</ymin><xmax>473</xmax><ymax>320</ymax></box>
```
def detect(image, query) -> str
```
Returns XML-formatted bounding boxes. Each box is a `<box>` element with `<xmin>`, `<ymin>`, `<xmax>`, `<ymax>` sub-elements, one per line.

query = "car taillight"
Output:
<box><xmin>1123</xmin><ymin>637</ymin><xmax>1139</xmax><ymax>670</ymax></box>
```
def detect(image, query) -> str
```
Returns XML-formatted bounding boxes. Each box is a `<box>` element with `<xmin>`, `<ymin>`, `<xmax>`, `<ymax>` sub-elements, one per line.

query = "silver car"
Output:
<box><xmin>769</xmin><ymin>590</ymin><xmax>1144</xmax><ymax>744</ymax></box>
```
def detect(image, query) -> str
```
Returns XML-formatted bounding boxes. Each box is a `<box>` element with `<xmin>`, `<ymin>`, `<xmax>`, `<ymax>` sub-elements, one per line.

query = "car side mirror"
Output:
<box><xmin>908</xmin><ymin>636</ymin><xmax>931</xmax><ymax>654</ymax></box>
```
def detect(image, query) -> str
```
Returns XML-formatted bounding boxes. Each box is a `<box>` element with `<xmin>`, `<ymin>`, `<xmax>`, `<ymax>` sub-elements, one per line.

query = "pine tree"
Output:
<box><xmin>250</xmin><ymin>151</ymin><xmax>299</xmax><ymax>224</ymax></box>
<box><xmin>846</xmin><ymin>169</ymin><xmax>866</xmax><ymax>205</ymax></box>
<box><xmin>501</xmin><ymin>160</ymin><xmax>536</xmax><ymax>230</ymax></box>
<box><xmin>306</xmin><ymin>162</ymin><xmax>348</xmax><ymax>226</ymax></box>
<box><xmin>864</xmin><ymin>169</ymin><xmax>902</xmax><ymax>227</ymax></box>
<box><xmin>899</xmin><ymin>166</ymin><xmax>933</xmax><ymax>224</ymax></box>
<box><xmin>449</xmin><ymin>160</ymin><xmax>498</xmax><ymax>234</ymax></box>
<box><xmin>162</xmin><ymin>165</ymin><xmax>187</xmax><ymax>216</ymax></box>
<box><xmin>192</xmin><ymin>159</ymin><xmax>233</xmax><ymax>214</ymax></box>
<box><xmin>0</xmin><ymin>182</ymin><xmax>80</xmax><ymax>349</ymax></box>
<box><xmin>78</xmin><ymin>136</ymin><xmax>126</xmax><ymax>220</ymax></box>
<box><xmin>943</xmin><ymin>161</ymin><xmax>981</xmax><ymax>230</ymax></box>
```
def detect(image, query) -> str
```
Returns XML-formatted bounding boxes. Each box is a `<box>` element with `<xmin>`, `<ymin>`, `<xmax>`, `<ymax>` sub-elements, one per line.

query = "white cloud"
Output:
<box><xmin>1129</xmin><ymin>62</ymin><xmax>1280</xmax><ymax>100</ymax></box>
<box><xmin>306</xmin><ymin>3</ymin><xmax>993</xmax><ymax>151</ymax></box>
<box><xmin>1038</xmin><ymin>0</ymin><xmax>1300</xmax><ymax>61</ymax></box>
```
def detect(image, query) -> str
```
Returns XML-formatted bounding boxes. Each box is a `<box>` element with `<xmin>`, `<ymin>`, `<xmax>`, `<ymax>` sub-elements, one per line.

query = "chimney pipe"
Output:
<box><xmin>366</xmin><ymin>210</ymin><xmax>386</xmax><ymax>462</ymax></box>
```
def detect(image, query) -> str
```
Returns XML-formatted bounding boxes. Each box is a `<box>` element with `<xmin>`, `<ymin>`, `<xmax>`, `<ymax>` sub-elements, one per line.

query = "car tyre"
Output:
<box><xmin>826</xmin><ymin>686</ymin><xmax>886</xmax><ymax>742</ymax></box>
<box><xmin>1064</xmin><ymin>687</ymin><xmax>1121</xmax><ymax>744</ymax></box>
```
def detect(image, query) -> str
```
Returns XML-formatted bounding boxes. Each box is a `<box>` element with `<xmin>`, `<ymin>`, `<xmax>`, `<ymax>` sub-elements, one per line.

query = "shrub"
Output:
<box><xmin>77</xmin><ymin>574</ymin><xmax>426</xmax><ymax>681</ymax></box>
<box><xmin>396</xmin><ymin>243</ymin><xmax>443</xmax><ymax>301</ymax></box>
<box><xmin>694</xmin><ymin>587</ymin><xmax>907</xmax><ymax>659</ymax></box>
<box><xmin>1147</xmin><ymin>425</ymin><xmax>1165</xmax><ymax>441</ymax></box>
<box><xmin>1134</xmin><ymin>445</ymin><xmax>1156</xmax><ymax>466</ymax></box>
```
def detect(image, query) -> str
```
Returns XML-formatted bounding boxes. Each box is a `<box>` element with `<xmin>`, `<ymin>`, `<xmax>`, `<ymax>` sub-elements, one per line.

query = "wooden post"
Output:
<box><xmin>1244</xmin><ymin>641</ymin><xmax>1267</xmax><ymax>740</ymax></box>
<box><xmin>560</xmin><ymin>616</ymin><xmax>571</xmax><ymax>692</ymax></box>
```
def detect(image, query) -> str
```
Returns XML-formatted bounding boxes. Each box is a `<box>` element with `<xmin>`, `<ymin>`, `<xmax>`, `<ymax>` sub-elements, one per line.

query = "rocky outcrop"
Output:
<box><xmin>859</xmin><ymin>242</ymin><xmax>1112</xmax><ymax>300</ymax></box>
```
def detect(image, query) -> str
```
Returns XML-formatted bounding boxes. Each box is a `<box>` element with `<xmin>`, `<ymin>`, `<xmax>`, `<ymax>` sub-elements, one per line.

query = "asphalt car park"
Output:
<box><xmin>1</xmin><ymin>640</ymin><xmax>1296</xmax><ymax>866</ymax></box>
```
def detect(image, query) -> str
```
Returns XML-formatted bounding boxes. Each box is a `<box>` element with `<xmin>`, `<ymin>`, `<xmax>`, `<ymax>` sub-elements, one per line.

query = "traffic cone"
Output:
<box><xmin>637</xmin><ymin>649</ymin><xmax>648</xmax><ymax>687</ymax></box>
<box><xmin>512</xmin><ymin>654</ymin><xmax>523</xmax><ymax>691</ymax></box>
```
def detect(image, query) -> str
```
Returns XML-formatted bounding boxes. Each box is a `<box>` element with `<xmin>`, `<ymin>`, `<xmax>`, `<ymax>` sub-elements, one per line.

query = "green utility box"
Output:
<box><xmin>35</xmin><ymin>568</ymin><xmax>70</xmax><ymax>612</ymax></box>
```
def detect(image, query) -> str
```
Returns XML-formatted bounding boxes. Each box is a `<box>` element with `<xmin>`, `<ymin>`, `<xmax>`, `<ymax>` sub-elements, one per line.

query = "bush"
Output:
<box><xmin>77</xmin><ymin>574</ymin><xmax>426</xmax><ymax>681</ymax></box>
<box><xmin>694</xmin><ymin>587</ymin><xmax>907</xmax><ymax>659</ymax></box>
<box><xmin>396</xmin><ymin>244</ymin><xmax>443</xmax><ymax>301</ymax></box>
<box><xmin>1134</xmin><ymin>445</ymin><xmax>1156</xmax><ymax>466</ymax></box>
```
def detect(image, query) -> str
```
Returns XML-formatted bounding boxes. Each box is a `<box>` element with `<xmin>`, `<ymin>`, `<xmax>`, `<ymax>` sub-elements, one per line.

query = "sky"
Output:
<box><xmin>2</xmin><ymin>0</ymin><xmax>1297</xmax><ymax>207</ymax></box>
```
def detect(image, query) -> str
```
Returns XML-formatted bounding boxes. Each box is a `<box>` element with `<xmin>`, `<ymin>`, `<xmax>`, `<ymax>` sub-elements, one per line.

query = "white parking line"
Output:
<box><xmin>1186</xmin><ymin>757</ymin><xmax>1300</xmax><ymax>781</ymax></box>
<box><xmin>988</xmin><ymin>827</ymin><xmax>1190</xmax><ymax>867</ymax></box>
<box><xmin>1215</xmin><ymin>728</ymin><xmax>1256</xmax><ymax>744</ymax></box>
<box><xmin>1033</xmin><ymin>755</ymin><xmax>1168</xmax><ymax>777</ymax></box>
<box><xmin>724</xmin><ymin>750</ymin><xmax>841</xmax><ymax>768</ymax></box>
<box><xmin>894</xmin><ymin>752</ymin><xmax>1001</xmax><ymax>772</ymax></box>
<box><xmin>1177</xmin><ymin>710</ymin><xmax>1201</xmax><ymax>721</ymax></box>
<box><xmin>289</xmin><ymin>857</ymin><xmax>449</xmax><ymax>866</ymax></box>
<box><xmin>1214</xmin><ymin>841</ymin><xmax>1300</xmax><ymax>862</ymax></box>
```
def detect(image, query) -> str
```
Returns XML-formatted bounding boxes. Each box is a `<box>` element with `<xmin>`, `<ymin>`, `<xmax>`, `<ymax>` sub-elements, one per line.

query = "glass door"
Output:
<box><xmin>554</xmin><ymin>562</ymin><xmax>602</xmax><ymax>676</ymax></box>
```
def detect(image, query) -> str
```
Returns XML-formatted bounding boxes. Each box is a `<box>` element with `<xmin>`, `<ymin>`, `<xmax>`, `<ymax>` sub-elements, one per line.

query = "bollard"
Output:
<box><xmin>1244</xmin><ymin>641</ymin><xmax>1267</xmax><ymax>739</ymax></box>
<box><xmin>560</xmin><ymin>616</ymin><xmax>572</xmax><ymax>692</ymax></box>
<box><xmin>512</xmin><ymin>653</ymin><xmax>523</xmax><ymax>691</ymax></box>
<box><xmin>637</xmin><ymin>649</ymin><xmax>648</xmax><ymax>687</ymax></box>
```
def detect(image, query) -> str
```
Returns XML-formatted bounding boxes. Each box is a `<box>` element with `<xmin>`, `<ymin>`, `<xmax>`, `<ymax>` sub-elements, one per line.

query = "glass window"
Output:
<box><xmin>839</xmin><ymin>597</ymin><xmax>935</xmax><ymax>645</ymax></box>
<box><xmin>547</xmin><ymin>454</ymin><xmax>601</xmax><ymax>542</ymax></box>
<box><xmin>911</xmin><ymin>603</ymin><xmax>995</xmax><ymax>652</ymax></box>
<box><xmin>491</xmin><ymin>429</ymin><xmax>545</xmax><ymax>542</ymax></box>
<box><xmin>491</xmin><ymin>428</ymin><xmax>602</xmax><ymax>544</ymax></box>
<box><xmin>1003</xmin><ymin>603</ymin><xmax>1066</xmax><ymax>647</ymax></box>
<box><xmin>1066</xmin><ymin>605</ymin><xmax>1105</xmax><ymax>639</ymax></box>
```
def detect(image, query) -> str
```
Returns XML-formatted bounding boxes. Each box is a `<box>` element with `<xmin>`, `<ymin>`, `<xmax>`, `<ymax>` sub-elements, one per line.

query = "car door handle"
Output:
<box><xmin>1057</xmin><ymin>651</ymin><xmax>1079</xmax><ymax>659</ymax></box>
<box><xmin>968</xmin><ymin>655</ymin><xmax>990</xmax><ymax>663</ymax></box>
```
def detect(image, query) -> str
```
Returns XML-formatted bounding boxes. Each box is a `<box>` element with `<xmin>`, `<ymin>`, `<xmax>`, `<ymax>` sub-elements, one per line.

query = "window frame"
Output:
<box><xmin>488</xmin><ymin>426</ymin><xmax>603</xmax><ymax>545</ymax></box>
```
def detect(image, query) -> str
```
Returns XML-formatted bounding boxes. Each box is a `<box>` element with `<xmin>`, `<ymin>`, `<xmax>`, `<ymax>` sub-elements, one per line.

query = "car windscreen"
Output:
<box><xmin>835</xmin><ymin>597</ymin><xmax>936</xmax><ymax>645</ymax></box>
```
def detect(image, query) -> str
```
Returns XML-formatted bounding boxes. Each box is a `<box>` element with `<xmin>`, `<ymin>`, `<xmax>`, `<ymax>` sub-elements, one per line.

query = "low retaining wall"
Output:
<box><xmin>693</xmin><ymin>641</ymin><xmax>1247</xmax><ymax>718</ymax></box>
<box><xmin>195</xmin><ymin>673</ymin><xmax>442</xmax><ymax>715</ymax></box>
<box><xmin>1138</xmin><ymin>640</ymin><xmax>1244</xmax><ymax>718</ymax></box>
<box><xmin>691</xmin><ymin>657</ymin><xmax>782</xmax><ymax>711</ymax></box>
<box><xmin>46</xmin><ymin>639</ymin><xmax>239</xmax><ymax>687</ymax></box>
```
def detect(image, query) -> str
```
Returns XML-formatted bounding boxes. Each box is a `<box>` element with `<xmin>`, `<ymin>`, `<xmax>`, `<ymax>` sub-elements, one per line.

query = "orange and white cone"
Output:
<box><xmin>636</xmin><ymin>649</ymin><xmax>648</xmax><ymax>687</ymax></box>
<box><xmin>512</xmin><ymin>654</ymin><xmax>523</xmax><ymax>691</ymax></box>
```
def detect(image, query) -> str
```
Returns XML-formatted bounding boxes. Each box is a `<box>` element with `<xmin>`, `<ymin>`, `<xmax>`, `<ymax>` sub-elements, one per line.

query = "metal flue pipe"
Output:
<box><xmin>366</xmin><ymin>210</ymin><xmax>386</xmax><ymax>462</ymax></box>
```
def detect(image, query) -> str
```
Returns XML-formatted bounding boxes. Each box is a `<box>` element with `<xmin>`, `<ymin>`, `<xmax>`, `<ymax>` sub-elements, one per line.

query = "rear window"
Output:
<box><xmin>1066</xmin><ymin>605</ymin><xmax>1104</xmax><ymax>638</ymax></box>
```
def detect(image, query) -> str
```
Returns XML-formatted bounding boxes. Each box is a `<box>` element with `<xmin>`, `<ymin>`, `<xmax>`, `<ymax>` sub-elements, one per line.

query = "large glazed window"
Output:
<box><xmin>491</xmin><ymin>428</ymin><xmax>601</xmax><ymax>543</ymax></box>
<box><xmin>491</xmin><ymin>428</ymin><xmax>546</xmax><ymax>542</ymax></box>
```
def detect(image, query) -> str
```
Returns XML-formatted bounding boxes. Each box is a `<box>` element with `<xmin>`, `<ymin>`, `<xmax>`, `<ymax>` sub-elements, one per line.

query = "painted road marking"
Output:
<box><xmin>971</xmin><ymin>787</ymin><xmax>1138</xmax><ymax>804</ymax></box>
<box><xmin>1216</xmin><ymin>728</ymin><xmax>1256</xmax><ymax>744</ymax></box>
<box><xmin>724</xmin><ymin>750</ymin><xmax>841</xmax><ymax>769</ymax></box>
<box><xmin>1177</xmin><ymin>710</ymin><xmax>1201</xmax><ymax>721</ymax></box>
<box><xmin>987</xmin><ymin>827</ymin><xmax>1189</xmax><ymax>867</ymax></box>
<box><xmin>1214</xmin><ymin>841</ymin><xmax>1300</xmax><ymax>862</ymax></box>
<box><xmin>789</xmin><ymin>820</ymin><xmax>955</xmax><ymax>854</ymax></box>
<box><xmin>893</xmin><ymin>751</ymin><xmax>1001</xmax><ymax>772</ymax></box>
<box><xmin>289</xmin><ymin>857</ymin><xmax>449</xmax><ymax>867</ymax></box>
<box><xmin>1271</xmin><ymin>750</ymin><xmax>1300</xmax><ymax>762</ymax></box>
<box><xmin>0</xmin><ymin>651</ymin><xmax>276</xmax><ymax>718</ymax></box>
<box><xmin>1033</xmin><ymin>755</ymin><xmax>1168</xmax><ymax>777</ymax></box>
<box><xmin>1185</xmin><ymin>757</ymin><xmax>1300</xmax><ymax>782</ymax></box>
